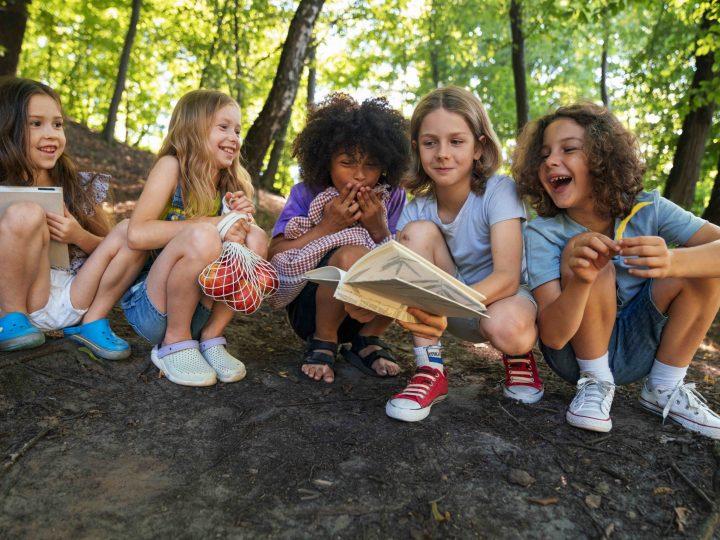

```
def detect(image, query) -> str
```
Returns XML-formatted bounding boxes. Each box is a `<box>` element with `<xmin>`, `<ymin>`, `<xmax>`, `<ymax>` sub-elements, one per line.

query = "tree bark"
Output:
<box><xmin>663</xmin><ymin>14</ymin><xmax>716</xmax><ymax>208</ymax></box>
<box><xmin>600</xmin><ymin>32</ymin><xmax>609</xmax><ymax>108</ymax></box>
<box><xmin>509</xmin><ymin>0</ymin><xmax>529</xmax><ymax>134</ymax></box>
<box><xmin>306</xmin><ymin>42</ymin><xmax>316</xmax><ymax>108</ymax></box>
<box><xmin>0</xmin><ymin>0</ymin><xmax>31</xmax><ymax>77</ymax></box>
<box><xmin>241</xmin><ymin>0</ymin><xmax>325</xmax><ymax>184</ymax></box>
<box><xmin>702</xmin><ymin>151</ymin><xmax>720</xmax><ymax>225</ymax></box>
<box><xmin>102</xmin><ymin>0</ymin><xmax>142</xmax><ymax>143</ymax></box>
<box><xmin>260</xmin><ymin>108</ymin><xmax>292</xmax><ymax>193</ymax></box>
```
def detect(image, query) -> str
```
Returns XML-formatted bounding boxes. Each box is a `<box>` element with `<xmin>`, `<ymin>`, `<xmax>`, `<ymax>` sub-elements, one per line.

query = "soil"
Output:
<box><xmin>1</xmin><ymin>125</ymin><xmax>720</xmax><ymax>539</ymax></box>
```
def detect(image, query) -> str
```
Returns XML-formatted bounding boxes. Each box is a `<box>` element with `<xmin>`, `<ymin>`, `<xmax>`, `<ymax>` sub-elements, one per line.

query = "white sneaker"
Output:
<box><xmin>566</xmin><ymin>374</ymin><xmax>615</xmax><ymax>432</ymax></box>
<box><xmin>639</xmin><ymin>380</ymin><xmax>720</xmax><ymax>440</ymax></box>
<box><xmin>200</xmin><ymin>337</ymin><xmax>246</xmax><ymax>383</ymax></box>
<box><xmin>151</xmin><ymin>340</ymin><xmax>217</xmax><ymax>387</ymax></box>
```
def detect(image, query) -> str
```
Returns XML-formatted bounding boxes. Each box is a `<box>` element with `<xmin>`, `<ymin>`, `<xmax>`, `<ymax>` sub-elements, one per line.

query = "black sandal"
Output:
<box><xmin>301</xmin><ymin>337</ymin><xmax>338</xmax><ymax>374</ymax></box>
<box><xmin>341</xmin><ymin>335</ymin><xmax>397</xmax><ymax>378</ymax></box>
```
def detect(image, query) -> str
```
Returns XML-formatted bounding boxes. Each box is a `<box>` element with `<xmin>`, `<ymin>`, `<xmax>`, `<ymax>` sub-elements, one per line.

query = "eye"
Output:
<box><xmin>451</xmin><ymin>139</ymin><xmax>464</xmax><ymax>145</ymax></box>
<box><xmin>29</xmin><ymin>119</ymin><xmax>41</xmax><ymax>127</ymax></box>
<box><xmin>53</xmin><ymin>120</ymin><xmax>63</xmax><ymax>128</ymax></box>
<box><xmin>564</xmin><ymin>146</ymin><xmax>578</xmax><ymax>153</ymax></box>
<box><xmin>421</xmin><ymin>140</ymin><xmax>436</xmax><ymax>148</ymax></box>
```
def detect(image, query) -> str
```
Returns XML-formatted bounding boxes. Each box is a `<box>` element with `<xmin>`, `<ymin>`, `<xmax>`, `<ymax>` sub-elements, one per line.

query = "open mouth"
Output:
<box><xmin>220</xmin><ymin>146</ymin><xmax>236</xmax><ymax>158</ymax></box>
<box><xmin>38</xmin><ymin>146</ymin><xmax>57</xmax><ymax>155</ymax></box>
<box><xmin>549</xmin><ymin>176</ymin><xmax>572</xmax><ymax>189</ymax></box>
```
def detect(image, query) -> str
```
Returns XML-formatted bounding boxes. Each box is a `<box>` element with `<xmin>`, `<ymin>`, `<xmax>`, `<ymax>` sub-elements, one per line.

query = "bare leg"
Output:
<box><xmin>144</xmin><ymin>223</ymin><xmax>222</xmax><ymax>346</ymax></box>
<box><xmin>245</xmin><ymin>225</ymin><xmax>269</xmax><ymax>259</ymax></box>
<box><xmin>0</xmin><ymin>202</ymin><xmax>52</xmax><ymax>315</ymax></box>
<box><xmin>199</xmin><ymin>301</ymin><xmax>235</xmax><ymax>341</ymax></box>
<box><xmin>477</xmin><ymin>294</ymin><xmax>537</xmax><ymax>355</ymax></box>
<box><xmin>70</xmin><ymin>220</ymin><xmax>147</xmax><ymax>321</ymax></box>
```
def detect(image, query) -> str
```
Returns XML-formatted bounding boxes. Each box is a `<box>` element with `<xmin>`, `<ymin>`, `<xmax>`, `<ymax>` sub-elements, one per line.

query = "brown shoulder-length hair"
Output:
<box><xmin>0</xmin><ymin>76</ymin><xmax>111</xmax><ymax>234</ymax></box>
<box><xmin>157</xmin><ymin>89</ymin><xmax>253</xmax><ymax>218</ymax></box>
<box><xmin>406</xmin><ymin>86</ymin><xmax>502</xmax><ymax>197</ymax></box>
<box><xmin>512</xmin><ymin>102</ymin><xmax>645</xmax><ymax>219</ymax></box>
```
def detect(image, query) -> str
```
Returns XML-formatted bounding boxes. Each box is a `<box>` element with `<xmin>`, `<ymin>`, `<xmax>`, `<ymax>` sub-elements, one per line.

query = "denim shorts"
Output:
<box><xmin>121</xmin><ymin>279</ymin><xmax>212</xmax><ymax>346</ymax></box>
<box><xmin>541</xmin><ymin>279</ymin><xmax>668</xmax><ymax>385</ymax></box>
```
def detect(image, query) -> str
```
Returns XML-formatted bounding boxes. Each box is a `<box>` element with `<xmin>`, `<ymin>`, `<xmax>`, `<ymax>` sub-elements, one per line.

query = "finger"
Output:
<box><xmin>574</xmin><ymin>246</ymin><xmax>599</xmax><ymax>260</ymax></box>
<box><xmin>623</xmin><ymin>256</ymin><xmax>665</xmax><ymax>268</ymax></box>
<box><xmin>618</xmin><ymin>236</ymin><xmax>663</xmax><ymax>247</ymax></box>
<box><xmin>627</xmin><ymin>267</ymin><xmax>664</xmax><ymax>278</ymax></box>
<box><xmin>569</xmin><ymin>257</ymin><xmax>590</xmax><ymax>268</ymax></box>
<box><xmin>619</xmin><ymin>245</ymin><xmax>663</xmax><ymax>257</ymax></box>
<box><xmin>344</xmin><ymin>183</ymin><xmax>360</xmax><ymax>204</ymax></box>
<box><xmin>351</xmin><ymin>211</ymin><xmax>362</xmax><ymax>221</ymax></box>
<box><xmin>588</xmin><ymin>236</ymin><xmax>612</xmax><ymax>256</ymax></box>
<box><xmin>347</xmin><ymin>202</ymin><xmax>360</xmax><ymax>213</ymax></box>
<box><xmin>45</xmin><ymin>212</ymin><xmax>63</xmax><ymax>221</ymax></box>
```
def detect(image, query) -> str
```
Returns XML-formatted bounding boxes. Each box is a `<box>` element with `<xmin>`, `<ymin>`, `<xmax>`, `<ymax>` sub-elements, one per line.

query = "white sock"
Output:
<box><xmin>414</xmin><ymin>344</ymin><xmax>443</xmax><ymax>372</ymax></box>
<box><xmin>647</xmin><ymin>359</ymin><xmax>687</xmax><ymax>390</ymax></box>
<box><xmin>576</xmin><ymin>352</ymin><xmax>614</xmax><ymax>384</ymax></box>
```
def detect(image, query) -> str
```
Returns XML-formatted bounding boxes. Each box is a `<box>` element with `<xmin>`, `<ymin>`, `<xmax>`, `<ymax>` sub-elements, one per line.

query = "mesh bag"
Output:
<box><xmin>198</xmin><ymin>213</ymin><xmax>279</xmax><ymax>314</ymax></box>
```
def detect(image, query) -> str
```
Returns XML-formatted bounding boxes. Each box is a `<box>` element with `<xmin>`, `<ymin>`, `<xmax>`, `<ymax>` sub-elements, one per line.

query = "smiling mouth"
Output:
<box><xmin>220</xmin><ymin>146</ymin><xmax>236</xmax><ymax>158</ymax></box>
<box><xmin>549</xmin><ymin>176</ymin><xmax>572</xmax><ymax>189</ymax></box>
<box><xmin>38</xmin><ymin>146</ymin><xmax>57</xmax><ymax>154</ymax></box>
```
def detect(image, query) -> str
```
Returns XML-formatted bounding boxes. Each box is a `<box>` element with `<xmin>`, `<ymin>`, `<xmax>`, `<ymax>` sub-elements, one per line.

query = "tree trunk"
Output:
<box><xmin>0</xmin><ymin>0</ymin><xmax>31</xmax><ymax>77</ymax></box>
<box><xmin>702</xmin><ymin>152</ymin><xmax>720</xmax><ymax>225</ymax></box>
<box><xmin>306</xmin><ymin>42</ymin><xmax>316</xmax><ymax>108</ymax></box>
<box><xmin>199</xmin><ymin>0</ymin><xmax>230</xmax><ymax>89</ymax></box>
<box><xmin>663</xmin><ymin>14</ymin><xmax>716</xmax><ymax>208</ymax></box>
<box><xmin>509</xmin><ymin>0</ymin><xmax>529</xmax><ymax>134</ymax></box>
<box><xmin>241</xmin><ymin>0</ymin><xmax>325</xmax><ymax>184</ymax></box>
<box><xmin>102</xmin><ymin>0</ymin><xmax>142</xmax><ymax>143</ymax></box>
<box><xmin>600</xmin><ymin>32</ymin><xmax>609</xmax><ymax>108</ymax></box>
<box><xmin>260</xmin><ymin>109</ymin><xmax>292</xmax><ymax>193</ymax></box>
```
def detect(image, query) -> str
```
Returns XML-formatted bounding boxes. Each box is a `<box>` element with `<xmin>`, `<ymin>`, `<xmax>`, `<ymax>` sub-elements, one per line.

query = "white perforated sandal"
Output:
<box><xmin>151</xmin><ymin>340</ymin><xmax>217</xmax><ymax>387</ymax></box>
<box><xmin>199</xmin><ymin>337</ymin><xmax>246</xmax><ymax>383</ymax></box>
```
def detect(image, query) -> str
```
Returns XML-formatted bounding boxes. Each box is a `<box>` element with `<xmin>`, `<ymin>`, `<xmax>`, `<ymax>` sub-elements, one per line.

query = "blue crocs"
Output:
<box><xmin>64</xmin><ymin>318</ymin><xmax>131</xmax><ymax>360</ymax></box>
<box><xmin>0</xmin><ymin>312</ymin><xmax>45</xmax><ymax>351</ymax></box>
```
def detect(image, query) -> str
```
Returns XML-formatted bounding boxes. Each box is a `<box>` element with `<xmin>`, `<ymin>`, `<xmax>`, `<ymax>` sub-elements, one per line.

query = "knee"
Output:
<box><xmin>329</xmin><ymin>245</ymin><xmax>369</xmax><ymax>270</ymax></box>
<box><xmin>485</xmin><ymin>315</ymin><xmax>537</xmax><ymax>355</ymax></box>
<box><xmin>247</xmin><ymin>225</ymin><xmax>269</xmax><ymax>258</ymax></box>
<box><xmin>397</xmin><ymin>220</ymin><xmax>442</xmax><ymax>247</ymax></box>
<box><xmin>686</xmin><ymin>276</ymin><xmax>720</xmax><ymax>304</ymax></box>
<box><xmin>183</xmin><ymin>223</ymin><xmax>222</xmax><ymax>260</ymax></box>
<box><xmin>0</xmin><ymin>202</ymin><xmax>46</xmax><ymax>235</ymax></box>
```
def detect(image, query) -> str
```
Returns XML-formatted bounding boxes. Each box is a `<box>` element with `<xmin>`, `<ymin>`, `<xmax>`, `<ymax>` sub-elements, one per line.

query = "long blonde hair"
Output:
<box><xmin>157</xmin><ymin>90</ymin><xmax>254</xmax><ymax>217</ymax></box>
<box><xmin>406</xmin><ymin>86</ymin><xmax>502</xmax><ymax>197</ymax></box>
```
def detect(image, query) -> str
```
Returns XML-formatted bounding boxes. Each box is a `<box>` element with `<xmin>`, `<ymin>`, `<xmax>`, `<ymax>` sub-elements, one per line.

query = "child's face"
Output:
<box><xmin>416</xmin><ymin>108</ymin><xmax>481</xmax><ymax>191</ymax></box>
<box><xmin>329</xmin><ymin>150</ymin><xmax>382</xmax><ymax>191</ymax></box>
<box><xmin>26</xmin><ymin>94</ymin><xmax>66</xmax><ymax>180</ymax></box>
<box><xmin>539</xmin><ymin>118</ymin><xmax>593</xmax><ymax>213</ymax></box>
<box><xmin>208</xmin><ymin>103</ymin><xmax>241</xmax><ymax>170</ymax></box>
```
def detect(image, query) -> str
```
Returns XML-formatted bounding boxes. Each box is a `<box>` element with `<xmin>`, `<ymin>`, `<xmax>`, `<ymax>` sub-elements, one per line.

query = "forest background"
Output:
<box><xmin>1</xmin><ymin>0</ymin><xmax>719</xmax><ymax>220</ymax></box>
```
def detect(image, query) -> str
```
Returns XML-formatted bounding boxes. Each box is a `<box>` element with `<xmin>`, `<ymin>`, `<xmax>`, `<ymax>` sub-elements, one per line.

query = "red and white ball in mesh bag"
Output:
<box><xmin>197</xmin><ymin>213</ymin><xmax>279</xmax><ymax>314</ymax></box>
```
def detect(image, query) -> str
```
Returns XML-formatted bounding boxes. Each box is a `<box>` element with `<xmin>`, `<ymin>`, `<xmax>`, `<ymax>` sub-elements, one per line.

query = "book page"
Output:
<box><xmin>304</xmin><ymin>266</ymin><xmax>346</xmax><ymax>289</ymax></box>
<box><xmin>333</xmin><ymin>283</ymin><xmax>419</xmax><ymax>323</ymax></box>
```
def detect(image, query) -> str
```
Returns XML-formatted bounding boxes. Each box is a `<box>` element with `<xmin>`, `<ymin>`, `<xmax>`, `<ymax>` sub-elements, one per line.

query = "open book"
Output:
<box><xmin>304</xmin><ymin>240</ymin><xmax>487</xmax><ymax>323</ymax></box>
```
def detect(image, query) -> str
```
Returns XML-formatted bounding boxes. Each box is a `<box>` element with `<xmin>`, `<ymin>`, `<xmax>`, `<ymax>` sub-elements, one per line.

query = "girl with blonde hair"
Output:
<box><xmin>122</xmin><ymin>89</ymin><xmax>267</xmax><ymax>387</ymax></box>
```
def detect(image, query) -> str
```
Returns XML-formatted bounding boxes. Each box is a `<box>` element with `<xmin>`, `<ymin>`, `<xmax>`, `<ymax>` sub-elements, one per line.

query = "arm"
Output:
<box><xmin>467</xmin><ymin>218</ymin><xmax>523</xmax><ymax>305</ymax></box>
<box><xmin>534</xmin><ymin>232</ymin><xmax>619</xmax><ymax>349</ymax></box>
<box><xmin>127</xmin><ymin>156</ymin><xmax>223</xmax><ymax>250</ymax></box>
<box><xmin>620</xmin><ymin>222</ymin><xmax>720</xmax><ymax>279</ymax></box>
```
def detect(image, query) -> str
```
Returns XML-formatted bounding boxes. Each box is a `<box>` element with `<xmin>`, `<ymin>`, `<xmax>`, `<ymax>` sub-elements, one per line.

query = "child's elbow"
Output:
<box><xmin>126</xmin><ymin>225</ymin><xmax>143</xmax><ymax>250</ymax></box>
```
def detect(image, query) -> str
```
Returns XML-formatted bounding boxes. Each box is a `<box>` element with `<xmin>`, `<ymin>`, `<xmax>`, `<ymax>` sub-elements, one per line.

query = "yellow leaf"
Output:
<box><xmin>430</xmin><ymin>501</ymin><xmax>451</xmax><ymax>522</ymax></box>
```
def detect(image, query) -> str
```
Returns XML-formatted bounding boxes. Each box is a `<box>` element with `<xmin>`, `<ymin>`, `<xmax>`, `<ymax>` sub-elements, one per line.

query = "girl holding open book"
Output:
<box><xmin>0</xmin><ymin>77</ymin><xmax>144</xmax><ymax>358</ymax></box>
<box><xmin>385</xmin><ymin>86</ymin><xmax>541</xmax><ymax>422</ymax></box>
<box><xmin>268</xmin><ymin>94</ymin><xmax>411</xmax><ymax>384</ymax></box>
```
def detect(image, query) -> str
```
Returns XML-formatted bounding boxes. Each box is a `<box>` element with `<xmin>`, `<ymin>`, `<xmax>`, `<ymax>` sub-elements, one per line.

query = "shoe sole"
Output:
<box><xmin>566</xmin><ymin>411</ymin><xmax>612</xmax><ymax>433</ymax></box>
<box><xmin>639</xmin><ymin>396</ymin><xmax>720</xmax><ymax>440</ymax></box>
<box><xmin>150</xmin><ymin>351</ymin><xmax>216</xmax><ymax>387</ymax></box>
<box><xmin>67</xmin><ymin>334</ymin><xmax>131</xmax><ymax>360</ymax></box>
<box><xmin>503</xmin><ymin>385</ymin><xmax>544</xmax><ymax>404</ymax></box>
<box><xmin>0</xmin><ymin>332</ymin><xmax>46</xmax><ymax>352</ymax></box>
<box><xmin>386</xmin><ymin>395</ymin><xmax>446</xmax><ymax>422</ymax></box>
<box><xmin>215</xmin><ymin>368</ymin><xmax>247</xmax><ymax>383</ymax></box>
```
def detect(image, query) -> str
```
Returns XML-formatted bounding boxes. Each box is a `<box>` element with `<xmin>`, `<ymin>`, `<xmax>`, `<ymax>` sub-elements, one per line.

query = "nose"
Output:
<box><xmin>354</xmin><ymin>165</ymin><xmax>366</xmax><ymax>181</ymax></box>
<box><xmin>545</xmin><ymin>149</ymin><xmax>561</xmax><ymax>167</ymax></box>
<box><xmin>436</xmin><ymin>141</ymin><xmax>450</xmax><ymax>160</ymax></box>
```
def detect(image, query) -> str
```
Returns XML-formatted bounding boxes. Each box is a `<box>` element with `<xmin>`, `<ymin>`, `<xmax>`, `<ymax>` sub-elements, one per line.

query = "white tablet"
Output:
<box><xmin>0</xmin><ymin>186</ymin><xmax>71</xmax><ymax>269</ymax></box>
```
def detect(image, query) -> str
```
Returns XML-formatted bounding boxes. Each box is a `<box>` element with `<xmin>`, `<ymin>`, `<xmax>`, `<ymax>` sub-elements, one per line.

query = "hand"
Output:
<box><xmin>566</xmin><ymin>232</ymin><xmax>619</xmax><ymax>284</ymax></box>
<box><xmin>225</xmin><ymin>191</ymin><xmax>255</xmax><ymax>215</ymax></box>
<box><xmin>320</xmin><ymin>182</ymin><xmax>361</xmax><ymax>233</ymax></box>
<box><xmin>357</xmin><ymin>186</ymin><xmax>388</xmax><ymax>239</ymax></box>
<box><xmin>46</xmin><ymin>205</ymin><xmax>83</xmax><ymax>245</ymax></box>
<box><xmin>398</xmin><ymin>307</ymin><xmax>447</xmax><ymax>339</ymax></box>
<box><xmin>618</xmin><ymin>236</ymin><xmax>672</xmax><ymax>278</ymax></box>
<box><xmin>344</xmin><ymin>303</ymin><xmax>377</xmax><ymax>323</ymax></box>
<box><xmin>224</xmin><ymin>218</ymin><xmax>251</xmax><ymax>244</ymax></box>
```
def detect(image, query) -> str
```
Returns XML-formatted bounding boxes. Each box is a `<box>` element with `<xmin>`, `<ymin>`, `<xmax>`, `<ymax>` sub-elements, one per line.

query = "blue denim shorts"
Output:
<box><xmin>120</xmin><ymin>279</ymin><xmax>212</xmax><ymax>346</ymax></box>
<box><xmin>541</xmin><ymin>279</ymin><xmax>668</xmax><ymax>385</ymax></box>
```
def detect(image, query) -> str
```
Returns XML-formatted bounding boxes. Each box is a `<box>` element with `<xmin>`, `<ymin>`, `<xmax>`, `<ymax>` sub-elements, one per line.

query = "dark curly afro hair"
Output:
<box><xmin>292</xmin><ymin>93</ymin><xmax>410</xmax><ymax>191</ymax></box>
<box><xmin>513</xmin><ymin>102</ymin><xmax>645</xmax><ymax>219</ymax></box>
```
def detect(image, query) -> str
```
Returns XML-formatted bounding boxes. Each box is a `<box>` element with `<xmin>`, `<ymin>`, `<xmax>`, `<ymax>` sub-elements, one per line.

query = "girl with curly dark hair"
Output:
<box><xmin>515</xmin><ymin>102</ymin><xmax>720</xmax><ymax>439</ymax></box>
<box><xmin>268</xmin><ymin>93</ymin><xmax>410</xmax><ymax>384</ymax></box>
<box><xmin>385</xmin><ymin>86</ymin><xmax>542</xmax><ymax>423</ymax></box>
<box><xmin>0</xmin><ymin>77</ymin><xmax>144</xmax><ymax>358</ymax></box>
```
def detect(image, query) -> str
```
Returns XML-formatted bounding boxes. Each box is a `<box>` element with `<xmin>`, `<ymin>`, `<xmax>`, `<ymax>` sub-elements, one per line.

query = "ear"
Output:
<box><xmin>473</xmin><ymin>135</ymin><xmax>485</xmax><ymax>161</ymax></box>
<box><xmin>411</xmin><ymin>139</ymin><xmax>417</xmax><ymax>151</ymax></box>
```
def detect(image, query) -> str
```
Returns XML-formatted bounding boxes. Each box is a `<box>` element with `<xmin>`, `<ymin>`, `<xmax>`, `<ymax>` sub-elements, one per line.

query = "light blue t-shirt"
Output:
<box><xmin>397</xmin><ymin>174</ymin><xmax>527</xmax><ymax>286</ymax></box>
<box><xmin>524</xmin><ymin>190</ymin><xmax>707</xmax><ymax>309</ymax></box>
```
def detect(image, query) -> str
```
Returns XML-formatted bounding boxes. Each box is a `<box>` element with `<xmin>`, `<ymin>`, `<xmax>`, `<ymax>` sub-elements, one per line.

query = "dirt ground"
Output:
<box><xmin>2</xmin><ymin>125</ymin><xmax>720</xmax><ymax>538</ymax></box>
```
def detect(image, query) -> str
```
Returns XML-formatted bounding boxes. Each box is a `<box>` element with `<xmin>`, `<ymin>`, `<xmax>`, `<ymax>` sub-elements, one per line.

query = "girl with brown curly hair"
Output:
<box><xmin>385</xmin><ymin>86</ymin><xmax>542</xmax><ymax>423</ymax></box>
<box><xmin>515</xmin><ymin>102</ymin><xmax>720</xmax><ymax>438</ymax></box>
<box><xmin>268</xmin><ymin>93</ymin><xmax>410</xmax><ymax>384</ymax></box>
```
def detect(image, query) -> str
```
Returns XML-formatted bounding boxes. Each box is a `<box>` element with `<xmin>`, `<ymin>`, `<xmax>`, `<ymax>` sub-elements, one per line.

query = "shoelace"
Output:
<box><xmin>504</xmin><ymin>356</ymin><xmax>536</xmax><ymax>385</ymax></box>
<box><xmin>661</xmin><ymin>382</ymin><xmax>719</xmax><ymax>422</ymax></box>
<box><xmin>396</xmin><ymin>369</ymin><xmax>438</xmax><ymax>401</ymax></box>
<box><xmin>574</xmin><ymin>377</ymin><xmax>614</xmax><ymax>412</ymax></box>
